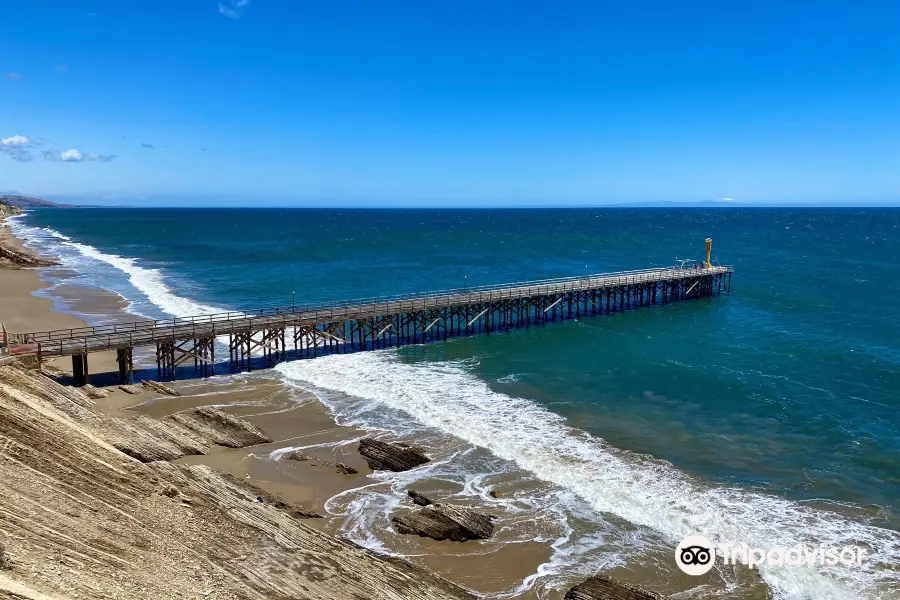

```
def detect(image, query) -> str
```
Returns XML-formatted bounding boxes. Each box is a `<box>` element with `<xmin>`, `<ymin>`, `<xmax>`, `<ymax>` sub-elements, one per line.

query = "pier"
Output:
<box><xmin>6</xmin><ymin>263</ymin><xmax>733</xmax><ymax>385</ymax></box>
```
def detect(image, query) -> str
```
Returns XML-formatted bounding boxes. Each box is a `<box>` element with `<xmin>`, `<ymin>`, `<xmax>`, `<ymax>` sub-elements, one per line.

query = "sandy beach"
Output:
<box><xmin>0</xmin><ymin>213</ymin><xmax>775</xmax><ymax>600</ymax></box>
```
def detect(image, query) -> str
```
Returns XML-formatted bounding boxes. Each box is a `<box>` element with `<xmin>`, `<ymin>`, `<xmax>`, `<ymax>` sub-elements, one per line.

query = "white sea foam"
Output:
<box><xmin>497</xmin><ymin>373</ymin><xmax>522</xmax><ymax>384</ymax></box>
<box><xmin>61</xmin><ymin>240</ymin><xmax>224</xmax><ymax>317</ymax></box>
<box><xmin>7</xmin><ymin>217</ymin><xmax>223</xmax><ymax>319</ymax></box>
<box><xmin>276</xmin><ymin>351</ymin><xmax>900</xmax><ymax>600</ymax></box>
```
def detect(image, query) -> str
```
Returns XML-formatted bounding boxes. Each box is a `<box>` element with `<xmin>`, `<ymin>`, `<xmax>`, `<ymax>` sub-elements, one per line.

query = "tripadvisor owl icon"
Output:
<box><xmin>676</xmin><ymin>535</ymin><xmax>716</xmax><ymax>576</ymax></box>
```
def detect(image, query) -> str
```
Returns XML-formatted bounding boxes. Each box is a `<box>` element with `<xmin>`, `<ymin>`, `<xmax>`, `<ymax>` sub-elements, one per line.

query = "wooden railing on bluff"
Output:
<box><xmin>9</xmin><ymin>264</ymin><xmax>733</xmax><ymax>384</ymax></box>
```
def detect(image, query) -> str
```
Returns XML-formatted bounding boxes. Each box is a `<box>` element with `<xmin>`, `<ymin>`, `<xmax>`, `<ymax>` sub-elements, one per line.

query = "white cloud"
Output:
<box><xmin>60</xmin><ymin>149</ymin><xmax>83</xmax><ymax>162</ymax></box>
<box><xmin>1</xmin><ymin>135</ymin><xmax>30</xmax><ymax>146</ymax></box>
<box><xmin>2</xmin><ymin>135</ymin><xmax>116</xmax><ymax>163</ymax></box>
<box><xmin>218</xmin><ymin>0</ymin><xmax>249</xmax><ymax>19</ymax></box>
<box><xmin>1</xmin><ymin>135</ymin><xmax>34</xmax><ymax>161</ymax></box>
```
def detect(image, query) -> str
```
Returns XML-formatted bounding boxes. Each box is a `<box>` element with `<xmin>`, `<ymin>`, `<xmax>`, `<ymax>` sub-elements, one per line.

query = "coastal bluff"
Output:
<box><xmin>0</xmin><ymin>201</ymin><xmax>57</xmax><ymax>268</ymax></box>
<box><xmin>0</xmin><ymin>362</ymin><xmax>475</xmax><ymax>600</ymax></box>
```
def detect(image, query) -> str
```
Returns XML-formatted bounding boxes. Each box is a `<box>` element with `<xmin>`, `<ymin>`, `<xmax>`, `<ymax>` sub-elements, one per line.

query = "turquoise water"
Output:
<box><xmin>12</xmin><ymin>207</ymin><xmax>900</xmax><ymax>598</ymax></box>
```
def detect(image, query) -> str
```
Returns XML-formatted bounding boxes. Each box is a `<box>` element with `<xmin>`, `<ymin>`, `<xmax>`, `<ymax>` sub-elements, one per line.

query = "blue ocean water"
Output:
<box><xmin>11</xmin><ymin>207</ymin><xmax>900</xmax><ymax>599</ymax></box>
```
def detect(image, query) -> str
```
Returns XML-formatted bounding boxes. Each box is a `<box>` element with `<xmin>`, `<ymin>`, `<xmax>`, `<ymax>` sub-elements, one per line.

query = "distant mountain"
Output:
<box><xmin>0</xmin><ymin>194</ymin><xmax>68</xmax><ymax>209</ymax></box>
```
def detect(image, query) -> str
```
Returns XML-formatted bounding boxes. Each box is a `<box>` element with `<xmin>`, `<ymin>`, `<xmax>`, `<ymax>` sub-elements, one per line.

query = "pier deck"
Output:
<box><xmin>6</xmin><ymin>265</ymin><xmax>732</xmax><ymax>384</ymax></box>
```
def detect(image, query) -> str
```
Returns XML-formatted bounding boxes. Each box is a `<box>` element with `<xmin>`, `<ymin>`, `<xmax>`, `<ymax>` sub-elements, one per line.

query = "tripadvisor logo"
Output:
<box><xmin>675</xmin><ymin>535</ymin><xmax>716</xmax><ymax>576</ymax></box>
<box><xmin>675</xmin><ymin>535</ymin><xmax>869</xmax><ymax>575</ymax></box>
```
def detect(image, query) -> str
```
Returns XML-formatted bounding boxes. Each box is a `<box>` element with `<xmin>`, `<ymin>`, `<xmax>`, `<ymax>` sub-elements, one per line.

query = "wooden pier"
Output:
<box><xmin>7</xmin><ymin>264</ymin><xmax>733</xmax><ymax>385</ymax></box>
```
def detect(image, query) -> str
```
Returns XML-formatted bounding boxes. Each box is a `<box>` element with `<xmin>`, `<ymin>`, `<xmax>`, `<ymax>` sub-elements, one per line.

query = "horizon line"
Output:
<box><xmin>51</xmin><ymin>202</ymin><xmax>900</xmax><ymax>209</ymax></box>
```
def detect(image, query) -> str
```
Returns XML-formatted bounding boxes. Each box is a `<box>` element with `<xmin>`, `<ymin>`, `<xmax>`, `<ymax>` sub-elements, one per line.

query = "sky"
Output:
<box><xmin>2</xmin><ymin>1</ymin><xmax>900</xmax><ymax>206</ymax></box>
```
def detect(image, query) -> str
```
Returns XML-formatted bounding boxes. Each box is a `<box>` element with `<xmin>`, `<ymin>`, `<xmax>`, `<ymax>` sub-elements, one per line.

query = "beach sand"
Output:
<box><xmin>0</xmin><ymin>216</ymin><xmax>773</xmax><ymax>600</ymax></box>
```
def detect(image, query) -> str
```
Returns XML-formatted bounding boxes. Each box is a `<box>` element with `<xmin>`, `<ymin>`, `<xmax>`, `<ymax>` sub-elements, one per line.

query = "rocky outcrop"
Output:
<box><xmin>0</xmin><ymin>366</ymin><xmax>266</xmax><ymax>462</ymax></box>
<box><xmin>0</xmin><ymin>243</ymin><xmax>57</xmax><ymax>268</ymax></box>
<box><xmin>565</xmin><ymin>576</ymin><xmax>667</xmax><ymax>600</ymax></box>
<box><xmin>408</xmin><ymin>490</ymin><xmax>435</xmax><ymax>506</ymax></box>
<box><xmin>171</xmin><ymin>406</ymin><xmax>273</xmax><ymax>448</ymax></box>
<box><xmin>280</xmin><ymin>449</ymin><xmax>359</xmax><ymax>474</ymax></box>
<box><xmin>82</xmin><ymin>384</ymin><xmax>110</xmax><ymax>399</ymax></box>
<box><xmin>284</xmin><ymin>450</ymin><xmax>313</xmax><ymax>461</ymax></box>
<box><xmin>141</xmin><ymin>379</ymin><xmax>181</xmax><ymax>396</ymax></box>
<box><xmin>392</xmin><ymin>492</ymin><xmax>495</xmax><ymax>542</ymax></box>
<box><xmin>359</xmin><ymin>437</ymin><xmax>430</xmax><ymax>471</ymax></box>
<box><xmin>38</xmin><ymin>364</ymin><xmax>65</xmax><ymax>378</ymax></box>
<box><xmin>200</xmin><ymin>469</ymin><xmax>324</xmax><ymax>519</ymax></box>
<box><xmin>333</xmin><ymin>462</ymin><xmax>358</xmax><ymax>475</ymax></box>
<box><xmin>0</xmin><ymin>363</ymin><xmax>476</xmax><ymax>600</ymax></box>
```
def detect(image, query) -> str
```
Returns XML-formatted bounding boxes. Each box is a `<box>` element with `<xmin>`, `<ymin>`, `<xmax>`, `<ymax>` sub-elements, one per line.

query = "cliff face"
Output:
<box><xmin>0</xmin><ymin>202</ymin><xmax>21</xmax><ymax>218</ymax></box>
<box><xmin>0</xmin><ymin>363</ymin><xmax>474</xmax><ymax>600</ymax></box>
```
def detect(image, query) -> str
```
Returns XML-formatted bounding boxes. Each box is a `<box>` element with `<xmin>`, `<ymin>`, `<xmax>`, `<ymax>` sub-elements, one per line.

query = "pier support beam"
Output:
<box><xmin>116</xmin><ymin>347</ymin><xmax>134</xmax><ymax>384</ymax></box>
<box><xmin>157</xmin><ymin>341</ymin><xmax>176</xmax><ymax>381</ymax></box>
<box><xmin>72</xmin><ymin>353</ymin><xmax>89</xmax><ymax>387</ymax></box>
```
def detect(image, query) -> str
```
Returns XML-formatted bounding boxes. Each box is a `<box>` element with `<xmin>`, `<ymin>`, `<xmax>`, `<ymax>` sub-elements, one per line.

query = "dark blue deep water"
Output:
<box><xmin>13</xmin><ymin>207</ymin><xmax>900</xmax><ymax>598</ymax></box>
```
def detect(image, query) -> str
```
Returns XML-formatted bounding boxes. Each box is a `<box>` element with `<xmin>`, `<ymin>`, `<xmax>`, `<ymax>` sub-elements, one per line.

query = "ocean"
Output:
<box><xmin>9</xmin><ymin>207</ymin><xmax>900</xmax><ymax>599</ymax></box>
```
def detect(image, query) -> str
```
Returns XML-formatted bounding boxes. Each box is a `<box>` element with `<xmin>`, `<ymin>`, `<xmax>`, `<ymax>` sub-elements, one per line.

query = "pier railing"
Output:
<box><xmin>12</xmin><ymin>265</ymin><xmax>732</xmax><ymax>346</ymax></box>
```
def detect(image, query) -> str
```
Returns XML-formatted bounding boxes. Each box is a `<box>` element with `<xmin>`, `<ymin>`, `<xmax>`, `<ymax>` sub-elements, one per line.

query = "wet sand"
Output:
<box><xmin>0</xmin><ymin>216</ymin><xmax>774</xmax><ymax>600</ymax></box>
<box><xmin>143</xmin><ymin>375</ymin><xmax>557</xmax><ymax>597</ymax></box>
<box><xmin>111</xmin><ymin>374</ymin><xmax>771</xmax><ymax>599</ymax></box>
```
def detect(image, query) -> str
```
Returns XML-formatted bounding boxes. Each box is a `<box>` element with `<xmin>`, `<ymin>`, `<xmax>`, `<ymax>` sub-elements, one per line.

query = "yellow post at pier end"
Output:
<box><xmin>705</xmin><ymin>238</ymin><xmax>712</xmax><ymax>268</ymax></box>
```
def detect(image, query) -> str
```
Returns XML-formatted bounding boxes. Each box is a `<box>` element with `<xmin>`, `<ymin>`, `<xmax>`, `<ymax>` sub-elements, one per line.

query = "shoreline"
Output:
<box><xmin>0</xmin><ymin>216</ymin><xmax>139</xmax><ymax>384</ymax></box>
<box><xmin>0</xmin><ymin>214</ymin><xmax>570</xmax><ymax>597</ymax></box>
<box><xmin>0</xmin><ymin>212</ymin><xmax>781</xmax><ymax>599</ymax></box>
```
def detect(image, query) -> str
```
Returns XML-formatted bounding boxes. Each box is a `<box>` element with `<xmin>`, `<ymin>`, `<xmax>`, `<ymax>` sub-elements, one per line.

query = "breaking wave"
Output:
<box><xmin>276</xmin><ymin>351</ymin><xmax>900</xmax><ymax>600</ymax></box>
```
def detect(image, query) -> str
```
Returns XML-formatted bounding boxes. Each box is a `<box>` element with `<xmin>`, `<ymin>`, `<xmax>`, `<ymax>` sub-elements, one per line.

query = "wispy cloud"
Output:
<box><xmin>1</xmin><ymin>135</ymin><xmax>34</xmax><ymax>161</ymax></box>
<box><xmin>46</xmin><ymin>148</ymin><xmax>117</xmax><ymax>163</ymax></box>
<box><xmin>87</xmin><ymin>12</ymin><xmax>98</xmax><ymax>17</ymax></box>
<box><xmin>2</xmin><ymin>133</ymin><xmax>116</xmax><ymax>163</ymax></box>
<box><xmin>140</xmin><ymin>142</ymin><xmax>155</xmax><ymax>149</ymax></box>
<box><xmin>219</xmin><ymin>0</ymin><xmax>250</xmax><ymax>19</ymax></box>
<box><xmin>5</xmin><ymin>72</ymin><xmax>23</xmax><ymax>81</ymax></box>
<box><xmin>54</xmin><ymin>63</ymin><xmax>69</xmax><ymax>72</ymax></box>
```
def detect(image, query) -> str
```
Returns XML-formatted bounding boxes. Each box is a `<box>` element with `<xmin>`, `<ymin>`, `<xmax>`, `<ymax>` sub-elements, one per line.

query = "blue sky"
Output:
<box><xmin>2</xmin><ymin>1</ymin><xmax>899</xmax><ymax>206</ymax></box>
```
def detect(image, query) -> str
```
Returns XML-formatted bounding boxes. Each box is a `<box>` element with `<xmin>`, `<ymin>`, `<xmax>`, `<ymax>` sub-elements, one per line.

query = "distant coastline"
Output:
<box><xmin>5</xmin><ymin>191</ymin><xmax>900</xmax><ymax>210</ymax></box>
<box><xmin>0</xmin><ymin>194</ymin><xmax>69</xmax><ymax>209</ymax></box>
